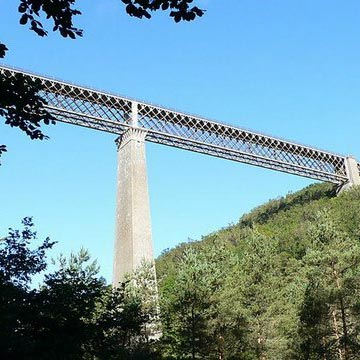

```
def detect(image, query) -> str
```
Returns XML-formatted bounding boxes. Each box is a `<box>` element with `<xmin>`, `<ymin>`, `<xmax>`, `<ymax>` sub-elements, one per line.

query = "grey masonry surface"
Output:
<box><xmin>113</xmin><ymin>128</ymin><xmax>154</xmax><ymax>286</ymax></box>
<box><xmin>341</xmin><ymin>156</ymin><xmax>360</xmax><ymax>192</ymax></box>
<box><xmin>345</xmin><ymin>157</ymin><xmax>360</xmax><ymax>186</ymax></box>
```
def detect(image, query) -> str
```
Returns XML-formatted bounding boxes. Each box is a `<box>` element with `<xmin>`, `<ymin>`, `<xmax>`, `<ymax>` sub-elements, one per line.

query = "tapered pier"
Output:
<box><xmin>113</xmin><ymin>126</ymin><xmax>154</xmax><ymax>286</ymax></box>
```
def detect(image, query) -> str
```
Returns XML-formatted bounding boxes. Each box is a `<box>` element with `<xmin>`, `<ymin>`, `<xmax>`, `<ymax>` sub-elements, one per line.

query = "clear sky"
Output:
<box><xmin>1</xmin><ymin>0</ymin><xmax>359</xmax><ymax>283</ymax></box>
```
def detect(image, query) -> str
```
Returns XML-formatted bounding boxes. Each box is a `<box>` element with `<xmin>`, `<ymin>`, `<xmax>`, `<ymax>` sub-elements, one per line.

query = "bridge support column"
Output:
<box><xmin>339</xmin><ymin>156</ymin><xmax>360</xmax><ymax>193</ymax></box>
<box><xmin>112</xmin><ymin>127</ymin><xmax>154</xmax><ymax>286</ymax></box>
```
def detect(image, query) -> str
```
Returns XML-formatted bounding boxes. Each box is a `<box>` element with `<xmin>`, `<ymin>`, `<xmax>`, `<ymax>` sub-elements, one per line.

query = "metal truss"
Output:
<box><xmin>1</xmin><ymin>65</ymin><xmax>355</xmax><ymax>185</ymax></box>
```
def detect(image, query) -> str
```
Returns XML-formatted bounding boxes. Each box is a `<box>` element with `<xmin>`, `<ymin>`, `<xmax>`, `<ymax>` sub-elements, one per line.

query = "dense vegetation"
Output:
<box><xmin>156</xmin><ymin>183</ymin><xmax>360</xmax><ymax>359</ymax></box>
<box><xmin>0</xmin><ymin>218</ymin><xmax>159</xmax><ymax>359</ymax></box>
<box><xmin>2</xmin><ymin>183</ymin><xmax>360</xmax><ymax>359</ymax></box>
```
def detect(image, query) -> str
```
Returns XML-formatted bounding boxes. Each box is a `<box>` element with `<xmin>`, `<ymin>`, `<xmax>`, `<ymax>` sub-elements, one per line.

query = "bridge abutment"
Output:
<box><xmin>345</xmin><ymin>156</ymin><xmax>360</xmax><ymax>185</ymax></box>
<box><xmin>339</xmin><ymin>156</ymin><xmax>360</xmax><ymax>193</ymax></box>
<box><xmin>112</xmin><ymin>127</ymin><xmax>154</xmax><ymax>286</ymax></box>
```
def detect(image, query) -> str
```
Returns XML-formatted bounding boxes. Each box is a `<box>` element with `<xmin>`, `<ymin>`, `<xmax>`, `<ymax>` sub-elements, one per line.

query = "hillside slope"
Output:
<box><xmin>157</xmin><ymin>182</ymin><xmax>360</xmax><ymax>275</ymax></box>
<box><xmin>156</xmin><ymin>183</ymin><xmax>360</xmax><ymax>359</ymax></box>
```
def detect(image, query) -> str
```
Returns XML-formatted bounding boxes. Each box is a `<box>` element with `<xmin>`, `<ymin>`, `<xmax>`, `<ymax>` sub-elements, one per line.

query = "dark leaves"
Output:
<box><xmin>0</xmin><ymin>145</ymin><xmax>7</xmax><ymax>164</ymax></box>
<box><xmin>122</xmin><ymin>0</ymin><xmax>205</xmax><ymax>21</ymax></box>
<box><xmin>17</xmin><ymin>0</ymin><xmax>83</xmax><ymax>39</ymax></box>
<box><xmin>0</xmin><ymin>217</ymin><xmax>56</xmax><ymax>288</ymax></box>
<box><xmin>19</xmin><ymin>13</ymin><xmax>28</xmax><ymax>25</ymax></box>
<box><xmin>1</xmin><ymin>1</ymin><xmax>84</xmax><ymax>165</ymax></box>
<box><xmin>0</xmin><ymin>71</ymin><xmax>56</xmax><ymax>141</ymax></box>
<box><xmin>18</xmin><ymin>3</ymin><xmax>27</xmax><ymax>13</ymax></box>
<box><xmin>0</xmin><ymin>228</ymin><xmax>153</xmax><ymax>359</ymax></box>
<box><xmin>0</xmin><ymin>42</ymin><xmax>8</xmax><ymax>58</ymax></box>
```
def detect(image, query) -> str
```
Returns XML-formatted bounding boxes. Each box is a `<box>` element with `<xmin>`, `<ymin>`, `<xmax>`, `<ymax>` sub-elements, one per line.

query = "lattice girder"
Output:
<box><xmin>1</xmin><ymin>65</ymin><xmax>355</xmax><ymax>185</ymax></box>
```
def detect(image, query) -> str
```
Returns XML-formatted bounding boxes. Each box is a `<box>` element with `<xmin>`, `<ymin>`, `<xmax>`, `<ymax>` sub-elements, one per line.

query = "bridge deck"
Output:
<box><xmin>1</xmin><ymin>65</ymin><xmax>355</xmax><ymax>185</ymax></box>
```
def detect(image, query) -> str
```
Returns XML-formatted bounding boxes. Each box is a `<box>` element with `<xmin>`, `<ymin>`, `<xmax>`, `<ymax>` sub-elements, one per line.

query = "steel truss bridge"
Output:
<box><xmin>1</xmin><ymin>65</ymin><xmax>359</xmax><ymax>186</ymax></box>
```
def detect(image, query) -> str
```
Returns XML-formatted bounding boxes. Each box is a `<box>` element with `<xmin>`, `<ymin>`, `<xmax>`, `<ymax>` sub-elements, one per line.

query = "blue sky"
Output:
<box><xmin>1</xmin><ymin>0</ymin><xmax>360</xmax><ymax>283</ymax></box>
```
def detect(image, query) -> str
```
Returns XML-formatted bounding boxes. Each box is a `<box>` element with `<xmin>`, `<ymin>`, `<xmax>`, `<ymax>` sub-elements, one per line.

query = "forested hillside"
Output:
<box><xmin>156</xmin><ymin>183</ymin><xmax>360</xmax><ymax>359</ymax></box>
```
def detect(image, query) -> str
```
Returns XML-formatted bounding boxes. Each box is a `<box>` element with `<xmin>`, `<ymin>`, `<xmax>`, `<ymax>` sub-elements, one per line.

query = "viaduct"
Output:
<box><xmin>1</xmin><ymin>65</ymin><xmax>359</xmax><ymax>285</ymax></box>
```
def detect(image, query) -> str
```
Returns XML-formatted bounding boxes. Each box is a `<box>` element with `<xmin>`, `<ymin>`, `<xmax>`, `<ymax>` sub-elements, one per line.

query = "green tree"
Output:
<box><xmin>124</xmin><ymin>260</ymin><xmax>161</xmax><ymax>342</ymax></box>
<box><xmin>161</xmin><ymin>246</ymin><xmax>215</xmax><ymax>359</ymax></box>
<box><xmin>156</xmin><ymin>184</ymin><xmax>360</xmax><ymax>359</ymax></box>
<box><xmin>32</xmin><ymin>249</ymin><xmax>106</xmax><ymax>359</ymax></box>
<box><xmin>0</xmin><ymin>217</ymin><xmax>55</xmax><ymax>287</ymax></box>
<box><xmin>298</xmin><ymin>277</ymin><xmax>334</xmax><ymax>359</ymax></box>
<box><xmin>0</xmin><ymin>219</ymin><xmax>155</xmax><ymax>359</ymax></box>
<box><xmin>200</xmin><ymin>240</ymin><xmax>247</xmax><ymax>360</ymax></box>
<box><xmin>160</xmin><ymin>241</ymin><xmax>239</xmax><ymax>359</ymax></box>
<box><xmin>221</xmin><ymin>230</ymin><xmax>282</xmax><ymax>359</ymax></box>
<box><xmin>90</xmin><ymin>283</ymin><xmax>157</xmax><ymax>360</ymax></box>
<box><xmin>298</xmin><ymin>211</ymin><xmax>360</xmax><ymax>360</ymax></box>
<box><xmin>0</xmin><ymin>217</ymin><xmax>55</xmax><ymax>359</ymax></box>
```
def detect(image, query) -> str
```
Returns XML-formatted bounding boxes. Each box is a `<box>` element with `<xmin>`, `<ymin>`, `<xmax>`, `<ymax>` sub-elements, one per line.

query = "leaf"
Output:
<box><xmin>0</xmin><ymin>43</ymin><xmax>8</xmax><ymax>58</ymax></box>
<box><xmin>126</xmin><ymin>3</ymin><xmax>137</xmax><ymax>16</ymax></box>
<box><xmin>174</xmin><ymin>13</ymin><xmax>181</xmax><ymax>23</ymax></box>
<box><xmin>60</xmin><ymin>27</ymin><xmax>68</xmax><ymax>37</ymax></box>
<box><xmin>193</xmin><ymin>7</ymin><xmax>205</xmax><ymax>17</ymax></box>
<box><xmin>18</xmin><ymin>3</ymin><xmax>27</xmax><ymax>13</ymax></box>
<box><xmin>19</xmin><ymin>14</ymin><xmax>28</xmax><ymax>25</ymax></box>
<box><xmin>35</xmin><ymin>28</ymin><xmax>47</xmax><ymax>37</ymax></box>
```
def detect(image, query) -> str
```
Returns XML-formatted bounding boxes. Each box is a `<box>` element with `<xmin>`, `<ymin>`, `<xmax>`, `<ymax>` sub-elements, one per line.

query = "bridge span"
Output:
<box><xmin>1</xmin><ymin>65</ymin><xmax>359</xmax><ymax>285</ymax></box>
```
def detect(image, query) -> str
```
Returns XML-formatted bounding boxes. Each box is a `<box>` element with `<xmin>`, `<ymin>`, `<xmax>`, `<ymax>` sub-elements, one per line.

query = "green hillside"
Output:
<box><xmin>156</xmin><ymin>183</ymin><xmax>360</xmax><ymax>359</ymax></box>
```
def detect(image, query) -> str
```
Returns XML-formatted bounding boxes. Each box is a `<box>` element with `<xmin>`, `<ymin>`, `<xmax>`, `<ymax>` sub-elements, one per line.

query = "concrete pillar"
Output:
<box><xmin>112</xmin><ymin>126</ymin><xmax>154</xmax><ymax>287</ymax></box>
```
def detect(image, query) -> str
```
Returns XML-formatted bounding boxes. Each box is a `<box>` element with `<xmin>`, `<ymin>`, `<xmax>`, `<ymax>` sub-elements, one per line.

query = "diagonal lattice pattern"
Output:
<box><xmin>0</xmin><ymin>65</ymin><xmax>353</xmax><ymax>184</ymax></box>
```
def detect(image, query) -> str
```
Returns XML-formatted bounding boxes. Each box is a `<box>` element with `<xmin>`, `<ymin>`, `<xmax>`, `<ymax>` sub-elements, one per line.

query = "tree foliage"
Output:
<box><xmin>0</xmin><ymin>217</ymin><xmax>55</xmax><ymax>359</ymax></box>
<box><xmin>17</xmin><ymin>0</ymin><xmax>83</xmax><ymax>38</ymax></box>
<box><xmin>0</xmin><ymin>219</ymin><xmax>157</xmax><ymax>359</ymax></box>
<box><xmin>0</xmin><ymin>216</ymin><xmax>55</xmax><ymax>288</ymax></box>
<box><xmin>0</xmin><ymin>0</ymin><xmax>85</xmax><ymax>157</ymax></box>
<box><xmin>0</xmin><ymin>74</ymin><xmax>55</xmax><ymax>139</ymax></box>
<box><xmin>0</xmin><ymin>0</ymin><xmax>204</xmax><ymax>163</ymax></box>
<box><xmin>157</xmin><ymin>184</ymin><xmax>360</xmax><ymax>359</ymax></box>
<box><xmin>298</xmin><ymin>211</ymin><xmax>360</xmax><ymax>359</ymax></box>
<box><xmin>122</xmin><ymin>0</ymin><xmax>204</xmax><ymax>22</ymax></box>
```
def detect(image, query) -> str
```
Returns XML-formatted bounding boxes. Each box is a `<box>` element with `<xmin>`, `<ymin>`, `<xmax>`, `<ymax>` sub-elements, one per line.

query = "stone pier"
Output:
<box><xmin>112</xmin><ymin>126</ymin><xmax>154</xmax><ymax>286</ymax></box>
